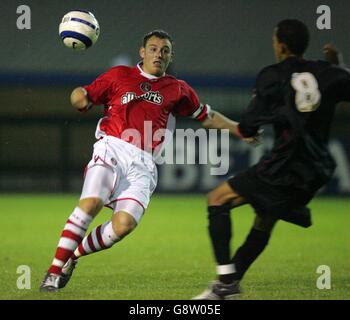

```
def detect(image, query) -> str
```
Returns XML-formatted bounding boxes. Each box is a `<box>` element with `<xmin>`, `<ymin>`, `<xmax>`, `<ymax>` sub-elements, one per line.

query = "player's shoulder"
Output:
<box><xmin>177</xmin><ymin>79</ymin><xmax>190</xmax><ymax>88</ymax></box>
<box><xmin>258</xmin><ymin>63</ymin><xmax>280</xmax><ymax>76</ymax></box>
<box><xmin>319</xmin><ymin>61</ymin><xmax>350</xmax><ymax>76</ymax></box>
<box><xmin>255</xmin><ymin>64</ymin><xmax>281</xmax><ymax>94</ymax></box>
<box><xmin>313</xmin><ymin>59</ymin><xmax>331</xmax><ymax>68</ymax></box>
<box><xmin>306</xmin><ymin>59</ymin><xmax>350</xmax><ymax>81</ymax></box>
<box><xmin>174</xmin><ymin>78</ymin><xmax>195</xmax><ymax>90</ymax></box>
<box><xmin>103</xmin><ymin>65</ymin><xmax>134</xmax><ymax>77</ymax></box>
<box><xmin>305</xmin><ymin>59</ymin><xmax>332</xmax><ymax>74</ymax></box>
<box><xmin>256</xmin><ymin>64</ymin><xmax>281</xmax><ymax>83</ymax></box>
<box><xmin>163</xmin><ymin>73</ymin><xmax>184</xmax><ymax>84</ymax></box>
<box><xmin>175</xmin><ymin>79</ymin><xmax>198</xmax><ymax>97</ymax></box>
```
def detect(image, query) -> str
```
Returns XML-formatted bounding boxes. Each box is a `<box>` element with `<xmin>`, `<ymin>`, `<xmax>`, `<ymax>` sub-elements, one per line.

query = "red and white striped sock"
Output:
<box><xmin>72</xmin><ymin>221</ymin><xmax>120</xmax><ymax>259</ymax></box>
<box><xmin>48</xmin><ymin>207</ymin><xmax>93</xmax><ymax>275</ymax></box>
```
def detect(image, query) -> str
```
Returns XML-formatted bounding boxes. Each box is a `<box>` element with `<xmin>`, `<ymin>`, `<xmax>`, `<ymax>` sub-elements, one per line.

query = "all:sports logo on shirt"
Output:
<box><xmin>121</xmin><ymin>91</ymin><xmax>163</xmax><ymax>105</ymax></box>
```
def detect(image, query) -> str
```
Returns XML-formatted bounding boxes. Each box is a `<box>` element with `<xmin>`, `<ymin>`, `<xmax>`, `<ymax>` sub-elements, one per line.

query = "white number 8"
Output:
<box><xmin>291</xmin><ymin>72</ymin><xmax>321</xmax><ymax>112</ymax></box>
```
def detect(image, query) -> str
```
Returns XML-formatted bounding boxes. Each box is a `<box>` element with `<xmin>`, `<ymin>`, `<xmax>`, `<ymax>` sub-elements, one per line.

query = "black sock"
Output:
<box><xmin>207</xmin><ymin>204</ymin><xmax>232</xmax><ymax>265</ymax></box>
<box><xmin>226</xmin><ymin>228</ymin><xmax>270</xmax><ymax>282</ymax></box>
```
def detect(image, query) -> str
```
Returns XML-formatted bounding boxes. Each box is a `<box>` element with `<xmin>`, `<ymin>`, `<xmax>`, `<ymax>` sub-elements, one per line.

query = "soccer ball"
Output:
<box><xmin>59</xmin><ymin>10</ymin><xmax>100</xmax><ymax>50</ymax></box>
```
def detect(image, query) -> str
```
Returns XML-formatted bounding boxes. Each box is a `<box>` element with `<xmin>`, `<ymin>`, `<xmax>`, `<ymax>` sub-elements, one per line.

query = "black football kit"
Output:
<box><xmin>229</xmin><ymin>56</ymin><xmax>350</xmax><ymax>225</ymax></box>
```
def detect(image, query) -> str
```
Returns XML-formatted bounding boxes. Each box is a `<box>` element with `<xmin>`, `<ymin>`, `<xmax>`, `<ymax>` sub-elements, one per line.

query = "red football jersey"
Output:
<box><xmin>84</xmin><ymin>64</ymin><xmax>209</xmax><ymax>152</ymax></box>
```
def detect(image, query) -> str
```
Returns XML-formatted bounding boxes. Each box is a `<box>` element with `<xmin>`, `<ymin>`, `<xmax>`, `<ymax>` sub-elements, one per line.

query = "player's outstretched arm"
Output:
<box><xmin>201</xmin><ymin>110</ymin><xmax>240</xmax><ymax>137</ymax></box>
<box><xmin>323</xmin><ymin>43</ymin><xmax>346</xmax><ymax>67</ymax></box>
<box><xmin>70</xmin><ymin>87</ymin><xmax>93</xmax><ymax>112</ymax></box>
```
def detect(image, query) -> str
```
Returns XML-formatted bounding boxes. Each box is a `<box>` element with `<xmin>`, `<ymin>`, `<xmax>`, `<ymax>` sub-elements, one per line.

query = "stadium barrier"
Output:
<box><xmin>1</xmin><ymin>116</ymin><xmax>349</xmax><ymax>195</ymax></box>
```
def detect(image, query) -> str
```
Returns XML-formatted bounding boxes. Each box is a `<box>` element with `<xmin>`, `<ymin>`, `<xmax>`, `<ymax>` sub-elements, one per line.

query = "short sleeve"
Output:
<box><xmin>172</xmin><ymin>80</ymin><xmax>209</xmax><ymax>121</ymax></box>
<box><xmin>83</xmin><ymin>68</ymin><xmax>116</xmax><ymax>105</ymax></box>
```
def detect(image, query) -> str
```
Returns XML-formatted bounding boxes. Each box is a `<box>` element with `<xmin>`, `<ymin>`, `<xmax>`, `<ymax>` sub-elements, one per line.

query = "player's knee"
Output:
<box><xmin>207</xmin><ymin>190</ymin><xmax>223</xmax><ymax>206</ymax></box>
<box><xmin>112</xmin><ymin>212</ymin><xmax>137</xmax><ymax>239</ymax></box>
<box><xmin>207</xmin><ymin>186</ymin><xmax>239</xmax><ymax>206</ymax></box>
<box><xmin>78</xmin><ymin>197</ymin><xmax>103</xmax><ymax>217</ymax></box>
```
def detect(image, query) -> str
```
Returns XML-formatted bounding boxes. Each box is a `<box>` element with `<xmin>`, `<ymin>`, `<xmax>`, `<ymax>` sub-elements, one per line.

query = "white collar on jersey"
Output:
<box><xmin>137</xmin><ymin>62</ymin><xmax>162</xmax><ymax>80</ymax></box>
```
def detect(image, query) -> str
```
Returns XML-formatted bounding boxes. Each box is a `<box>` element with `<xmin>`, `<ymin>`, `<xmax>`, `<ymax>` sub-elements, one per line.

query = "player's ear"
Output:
<box><xmin>139</xmin><ymin>47</ymin><xmax>145</xmax><ymax>59</ymax></box>
<box><xmin>280</xmin><ymin>43</ymin><xmax>288</xmax><ymax>55</ymax></box>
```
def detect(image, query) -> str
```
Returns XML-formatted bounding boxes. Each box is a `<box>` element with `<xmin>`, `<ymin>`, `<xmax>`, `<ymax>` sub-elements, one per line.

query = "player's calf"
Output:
<box><xmin>58</xmin><ymin>219</ymin><xmax>124</xmax><ymax>289</ymax></box>
<box><xmin>57</xmin><ymin>207</ymin><xmax>141</xmax><ymax>289</ymax></box>
<box><xmin>73</xmin><ymin>220</ymin><xmax>121</xmax><ymax>259</ymax></box>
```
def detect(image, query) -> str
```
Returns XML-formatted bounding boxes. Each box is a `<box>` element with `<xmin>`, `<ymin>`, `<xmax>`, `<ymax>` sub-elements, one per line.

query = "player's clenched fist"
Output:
<box><xmin>323</xmin><ymin>43</ymin><xmax>343</xmax><ymax>66</ymax></box>
<box><xmin>70</xmin><ymin>87</ymin><xmax>92</xmax><ymax>112</ymax></box>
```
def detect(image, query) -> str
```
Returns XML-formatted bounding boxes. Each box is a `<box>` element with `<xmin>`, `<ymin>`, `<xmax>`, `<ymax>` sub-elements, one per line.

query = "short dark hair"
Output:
<box><xmin>142</xmin><ymin>29</ymin><xmax>174</xmax><ymax>48</ymax></box>
<box><xmin>276</xmin><ymin>19</ymin><xmax>310</xmax><ymax>55</ymax></box>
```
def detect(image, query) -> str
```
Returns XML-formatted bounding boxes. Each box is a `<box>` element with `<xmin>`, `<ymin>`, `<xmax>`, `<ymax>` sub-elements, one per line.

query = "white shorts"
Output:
<box><xmin>80</xmin><ymin>136</ymin><xmax>158</xmax><ymax>223</ymax></box>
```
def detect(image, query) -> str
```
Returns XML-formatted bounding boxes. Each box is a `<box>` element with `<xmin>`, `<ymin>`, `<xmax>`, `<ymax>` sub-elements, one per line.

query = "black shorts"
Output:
<box><xmin>228</xmin><ymin>166</ymin><xmax>313</xmax><ymax>223</ymax></box>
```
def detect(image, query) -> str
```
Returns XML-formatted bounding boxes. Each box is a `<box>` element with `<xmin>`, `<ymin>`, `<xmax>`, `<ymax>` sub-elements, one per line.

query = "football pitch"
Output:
<box><xmin>0</xmin><ymin>194</ymin><xmax>349</xmax><ymax>300</ymax></box>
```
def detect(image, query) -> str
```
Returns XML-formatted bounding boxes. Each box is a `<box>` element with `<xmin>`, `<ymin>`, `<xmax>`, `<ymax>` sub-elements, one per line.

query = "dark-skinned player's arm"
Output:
<box><xmin>323</xmin><ymin>43</ymin><xmax>350</xmax><ymax>72</ymax></box>
<box><xmin>323</xmin><ymin>44</ymin><xmax>350</xmax><ymax>102</ymax></box>
<box><xmin>323</xmin><ymin>44</ymin><xmax>344</xmax><ymax>66</ymax></box>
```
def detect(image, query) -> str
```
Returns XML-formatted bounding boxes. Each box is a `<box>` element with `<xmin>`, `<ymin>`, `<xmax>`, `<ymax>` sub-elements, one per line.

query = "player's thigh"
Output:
<box><xmin>113</xmin><ymin>197</ymin><xmax>145</xmax><ymax>225</ymax></box>
<box><xmin>79</xmin><ymin>164</ymin><xmax>119</xmax><ymax>216</ymax></box>
<box><xmin>81</xmin><ymin>164</ymin><xmax>118</xmax><ymax>201</ymax></box>
<box><xmin>109</xmin><ymin>163</ymin><xmax>156</xmax><ymax>226</ymax></box>
<box><xmin>207</xmin><ymin>181</ymin><xmax>246</xmax><ymax>207</ymax></box>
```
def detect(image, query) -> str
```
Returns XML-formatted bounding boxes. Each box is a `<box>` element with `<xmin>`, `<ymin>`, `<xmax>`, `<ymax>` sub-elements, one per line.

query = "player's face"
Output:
<box><xmin>140</xmin><ymin>36</ymin><xmax>173</xmax><ymax>77</ymax></box>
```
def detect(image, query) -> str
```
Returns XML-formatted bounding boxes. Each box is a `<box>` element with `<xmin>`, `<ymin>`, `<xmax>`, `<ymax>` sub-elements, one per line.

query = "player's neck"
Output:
<box><xmin>137</xmin><ymin>62</ymin><xmax>163</xmax><ymax>79</ymax></box>
<box><xmin>281</xmin><ymin>53</ymin><xmax>303</xmax><ymax>62</ymax></box>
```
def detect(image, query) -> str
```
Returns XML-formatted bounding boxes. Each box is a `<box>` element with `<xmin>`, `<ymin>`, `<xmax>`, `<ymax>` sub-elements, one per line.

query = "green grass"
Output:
<box><xmin>0</xmin><ymin>194</ymin><xmax>349</xmax><ymax>300</ymax></box>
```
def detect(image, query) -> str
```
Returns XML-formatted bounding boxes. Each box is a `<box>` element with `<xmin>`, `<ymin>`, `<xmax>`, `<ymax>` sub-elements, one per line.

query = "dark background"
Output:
<box><xmin>1</xmin><ymin>0</ymin><xmax>350</xmax><ymax>194</ymax></box>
